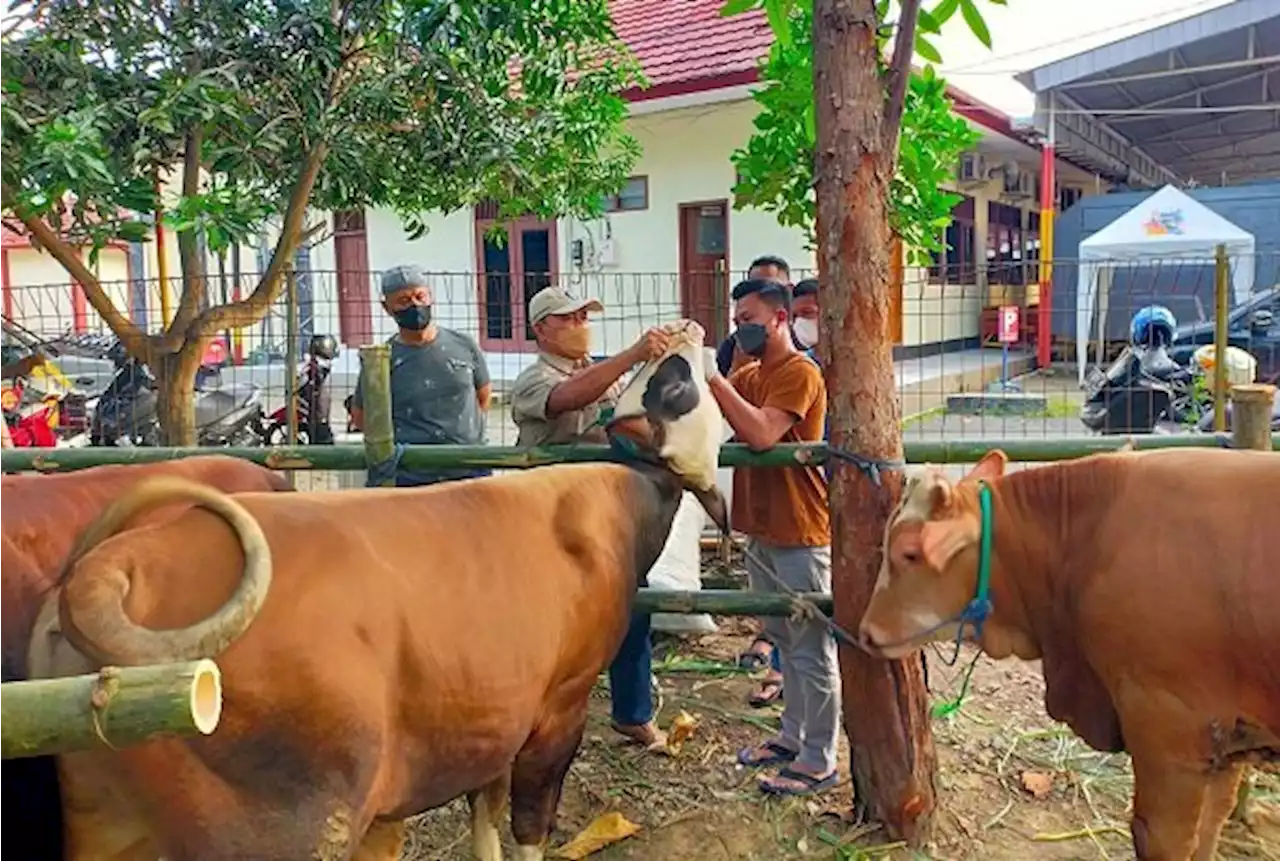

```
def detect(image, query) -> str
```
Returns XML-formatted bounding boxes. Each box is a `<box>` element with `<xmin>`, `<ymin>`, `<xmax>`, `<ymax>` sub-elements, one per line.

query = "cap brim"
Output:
<box><xmin>539</xmin><ymin>297</ymin><xmax>604</xmax><ymax>321</ymax></box>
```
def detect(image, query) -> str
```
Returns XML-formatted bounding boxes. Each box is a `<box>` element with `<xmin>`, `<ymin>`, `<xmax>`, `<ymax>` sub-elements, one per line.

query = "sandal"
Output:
<box><xmin>737</xmin><ymin>739</ymin><xmax>798</xmax><ymax>768</ymax></box>
<box><xmin>748</xmin><ymin>676</ymin><xmax>784</xmax><ymax>708</ymax></box>
<box><xmin>611</xmin><ymin>720</ymin><xmax>666</xmax><ymax>749</ymax></box>
<box><xmin>737</xmin><ymin>636</ymin><xmax>775</xmax><ymax>671</ymax></box>
<box><xmin>759</xmin><ymin>767</ymin><xmax>839</xmax><ymax>796</ymax></box>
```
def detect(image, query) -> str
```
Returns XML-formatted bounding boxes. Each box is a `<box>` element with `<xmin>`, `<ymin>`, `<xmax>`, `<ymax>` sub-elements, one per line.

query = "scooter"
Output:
<box><xmin>89</xmin><ymin>345</ymin><xmax>267</xmax><ymax>447</ymax></box>
<box><xmin>1079</xmin><ymin>343</ymin><xmax>1280</xmax><ymax>435</ymax></box>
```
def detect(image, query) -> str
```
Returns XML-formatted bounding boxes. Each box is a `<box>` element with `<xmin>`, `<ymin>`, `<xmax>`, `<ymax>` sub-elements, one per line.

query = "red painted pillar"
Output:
<box><xmin>1036</xmin><ymin>139</ymin><xmax>1056</xmax><ymax>368</ymax></box>
<box><xmin>1</xmin><ymin>249</ymin><xmax>13</xmax><ymax>321</ymax></box>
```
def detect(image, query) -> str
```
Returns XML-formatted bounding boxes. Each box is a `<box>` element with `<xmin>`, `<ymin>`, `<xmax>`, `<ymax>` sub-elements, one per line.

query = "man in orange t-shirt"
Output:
<box><xmin>704</xmin><ymin>278</ymin><xmax>838</xmax><ymax>797</ymax></box>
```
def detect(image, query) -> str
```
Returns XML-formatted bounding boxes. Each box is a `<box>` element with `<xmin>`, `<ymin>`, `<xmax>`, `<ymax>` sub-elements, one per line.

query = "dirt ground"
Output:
<box><xmin>401</xmin><ymin>619</ymin><xmax>1280</xmax><ymax>861</ymax></box>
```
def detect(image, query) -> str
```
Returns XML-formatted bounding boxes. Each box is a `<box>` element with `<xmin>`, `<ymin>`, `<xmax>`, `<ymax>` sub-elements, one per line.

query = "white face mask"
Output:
<box><xmin>792</xmin><ymin>318</ymin><xmax>819</xmax><ymax>349</ymax></box>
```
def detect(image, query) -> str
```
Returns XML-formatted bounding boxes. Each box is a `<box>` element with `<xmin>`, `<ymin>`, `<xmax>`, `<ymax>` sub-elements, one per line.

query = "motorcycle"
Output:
<box><xmin>257</xmin><ymin>338</ymin><xmax>338</xmax><ymax>446</ymax></box>
<box><xmin>1079</xmin><ymin>343</ymin><xmax>1280</xmax><ymax>435</ymax></box>
<box><xmin>89</xmin><ymin>344</ymin><xmax>267</xmax><ymax>447</ymax></box>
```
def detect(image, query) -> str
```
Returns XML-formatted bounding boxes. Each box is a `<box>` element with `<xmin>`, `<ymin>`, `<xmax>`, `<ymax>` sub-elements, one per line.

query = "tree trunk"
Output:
<box><xmin>154</xmin><ymin>345</ymin><xmax>206</xmax><ymax>446</ymax></box>
<box><xmin>813</xmin><ymin>0</ymin><xmax>937</xmax><ymax>845</ymax></box>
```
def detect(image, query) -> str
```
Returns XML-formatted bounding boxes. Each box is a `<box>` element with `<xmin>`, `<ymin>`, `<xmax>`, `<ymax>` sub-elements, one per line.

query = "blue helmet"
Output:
<box><xmin>1129</xmin><ymin>304</ymin><xmax>1177</xmax><ymax>347</ymax></box>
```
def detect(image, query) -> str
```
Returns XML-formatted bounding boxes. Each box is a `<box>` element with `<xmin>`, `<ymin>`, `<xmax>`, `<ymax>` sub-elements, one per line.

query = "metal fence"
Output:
<box><xmin>2</xmin><ymin>253</ymin><xmax>1276</xmax><ymax>453</ymax></box>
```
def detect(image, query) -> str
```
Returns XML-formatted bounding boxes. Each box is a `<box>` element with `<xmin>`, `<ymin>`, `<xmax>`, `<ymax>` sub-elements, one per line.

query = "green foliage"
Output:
<box><xmin>1</xmin><ymin>0</ymin><xmax>645</xmax><ymax>255</ymax></box>
<box><xmin>722</xmin><ymin>0</ymin><xmax>1002</xmax><ymax>264</ymax></box>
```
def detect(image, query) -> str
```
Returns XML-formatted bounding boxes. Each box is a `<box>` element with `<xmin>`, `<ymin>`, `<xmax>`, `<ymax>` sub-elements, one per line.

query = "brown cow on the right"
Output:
<box><xmin>858</xmin><ymin>447</ymin><xmax>1280</xmax><ymax>861</ymax></box>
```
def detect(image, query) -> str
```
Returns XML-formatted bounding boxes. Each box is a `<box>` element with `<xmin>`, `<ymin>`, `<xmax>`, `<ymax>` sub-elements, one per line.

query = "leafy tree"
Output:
<box><xmin>720</xmin><ymin>0</ymin><xmax>1003</xmax><ymax>846</ymax></box>
<box><xmin>2</xmin><ymin>0</ymin><xmax>643</xmax><ymax>443</ymax></box>
<box><xmin>724</xmin><ymin>0</ymin><xmax>988</xmax><ymax>261</ymax></box>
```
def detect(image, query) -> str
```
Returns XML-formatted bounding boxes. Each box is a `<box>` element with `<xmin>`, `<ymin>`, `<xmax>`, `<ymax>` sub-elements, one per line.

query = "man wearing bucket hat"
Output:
<box><xmin>510</xmin><ymin>286</ymin><xmax>671</xmax><ymax>749</ymax></box>
<box><xmin>348</xmin><ymin>264</ymin><xmax>493</xmax><ymax>487</ymax></box>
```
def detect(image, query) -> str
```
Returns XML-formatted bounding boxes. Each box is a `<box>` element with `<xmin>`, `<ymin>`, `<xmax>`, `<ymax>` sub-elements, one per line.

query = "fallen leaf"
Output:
<box><xmin>1020</xmin><ymin>771</ymin><xmax>1054</xmax><ymax>799</ymax></box>
<box><xmin>664</xmin><ymin>710</ymin><xmax>699</xmax><ymax>755</ymax></box>
<box><xmin>552</xmin><ymin>811</ymin><xmax>641</xmax><ymax>860</ymax></box>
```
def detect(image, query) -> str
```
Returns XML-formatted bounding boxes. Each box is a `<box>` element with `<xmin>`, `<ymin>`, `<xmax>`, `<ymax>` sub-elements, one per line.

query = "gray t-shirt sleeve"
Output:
<box><xmin>469</xmin><ymin>337</ymin><xmax>491</xmax><ymax>390</ymax></box>
<box><xmin>510</xmin><ymin>364</ymin><xmax>557</xmax><ymax>423</ymax></box>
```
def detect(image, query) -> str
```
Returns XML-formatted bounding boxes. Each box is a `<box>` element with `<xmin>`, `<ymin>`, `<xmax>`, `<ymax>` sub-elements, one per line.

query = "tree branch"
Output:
<box><xmin>1</xmin><ymin>185</ymin><xmax>150</xmax><ymax>358</ymax></box>
<box><xmin>883</xmin><ymin>0</ymin><xmax>922</xmax><ymax>146</ymax></box>
<box><xmin>186</xmin><ymin>144</ymin><xmax>328</xmax><ymax>337</ymax></box>
<box><xmin>166</xmin><ymin>124</ymin><xmax>207</xmax><ymax>345</ymax></box>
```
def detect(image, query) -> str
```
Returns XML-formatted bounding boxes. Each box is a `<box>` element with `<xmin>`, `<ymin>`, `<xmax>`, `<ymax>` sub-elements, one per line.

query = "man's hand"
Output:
<box><xmin>627</xmin><ymin>327</ymin><xmax>671</xmax><ymax>364</ymax></box>
<box><xmin>702</xmin><ymin>348</ymin><xmax>721</xmax><ymax>383</ymax></box>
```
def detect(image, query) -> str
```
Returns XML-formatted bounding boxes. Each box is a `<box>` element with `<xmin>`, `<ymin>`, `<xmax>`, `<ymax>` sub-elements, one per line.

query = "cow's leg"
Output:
<box><xmin>468</xmin><ymin>772</ymin><xmax>512</xmax><ymax>861</ymax></box>
<box><xmin>1192</xmin><ymin>764</ymin><xmax>1244</xmax><ymax>861</ymax></box>
<box><xmin>352</xmin><ymin>819</ymin><xmax>407</xmax><ymax>861</ymax></box>
<box><xmin>1129</xmin><ymin>750</ymin><xmax>1208</xmax><ymax>860</ymax></box>
<box><xmin>509</xmin><ymin>708</ymin><xmax>588</xmax><ymax>861</ymax></box>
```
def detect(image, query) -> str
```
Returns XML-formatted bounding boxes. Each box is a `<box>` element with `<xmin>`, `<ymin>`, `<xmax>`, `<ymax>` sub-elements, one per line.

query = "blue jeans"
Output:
<box><xmin>392</xmin><ymin>467</ymin><xmax>493</xmax><ymax>487</ymax></box>
<box><xmin>609</xmin><ymin>612</ymin><xmax>654</xmax><ymax>726</ymax></box>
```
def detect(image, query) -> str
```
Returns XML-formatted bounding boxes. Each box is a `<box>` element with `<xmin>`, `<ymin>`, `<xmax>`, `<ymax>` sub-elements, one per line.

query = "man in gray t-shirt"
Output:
<box><xmin>348</xmin><ymin>264</ymin><xmax>492</xmax><ymax>487</ymax></box>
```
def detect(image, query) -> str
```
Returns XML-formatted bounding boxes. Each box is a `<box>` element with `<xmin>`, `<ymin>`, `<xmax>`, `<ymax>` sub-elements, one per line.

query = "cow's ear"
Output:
<box><xmin>919</xmin><ymin>516</ymin><xmax>978</xmax><ymax>573</ymax></box>
<box><xmin>926</xmin><ymin>472</ymin><xmax>953</xmax><ymax>516</ymax></box>
<box><xmin>967</xmin><ymin>449</ymin><xmax>1008</xmax><ymax>483</ymax></box>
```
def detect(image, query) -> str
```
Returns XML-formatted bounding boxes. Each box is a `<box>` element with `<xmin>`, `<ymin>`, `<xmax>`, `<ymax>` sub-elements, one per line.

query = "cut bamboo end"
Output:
<box><xmin>189</xmin><ymin>658</ymin><xmax>222</xmax><ymax>736</ymax></box>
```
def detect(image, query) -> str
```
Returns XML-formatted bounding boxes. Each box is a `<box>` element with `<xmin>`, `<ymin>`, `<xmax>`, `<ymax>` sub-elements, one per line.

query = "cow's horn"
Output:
<box><xmin>59</xmin><ymin>475</ymin><xmax>272</xmax><ymax>666</ymax></box>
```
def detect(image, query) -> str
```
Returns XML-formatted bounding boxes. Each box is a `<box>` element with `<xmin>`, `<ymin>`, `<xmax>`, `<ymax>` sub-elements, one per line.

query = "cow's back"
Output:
<box><xmin>60</xmin><ymin>462</ymin><xmax>680</xmax><ymax>814</ymax></box>
<box><xmin>1082</xmin><ymin>449</ymin><xmax>1280</xmax><ymax>728</ymax></box>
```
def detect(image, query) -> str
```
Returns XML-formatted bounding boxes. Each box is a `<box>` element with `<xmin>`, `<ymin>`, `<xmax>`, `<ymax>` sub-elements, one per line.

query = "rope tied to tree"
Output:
<box><xmin>89</xmin><ymin>666</ymin><xmax>122</xmax><ymax>751</ymax></box>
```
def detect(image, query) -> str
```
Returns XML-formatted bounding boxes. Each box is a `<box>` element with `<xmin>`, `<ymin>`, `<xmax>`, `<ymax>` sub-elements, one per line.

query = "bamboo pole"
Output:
<box><xmin>285</xmin><ymin>268</ymin><xmax>300</xmax><ymax>447</ymax></box>
<box><xmin>633</xmin><ymin>589</ymin><xmax>832</xmax><ymax>616</ymax></box>
<box><xmin>359</xmin><ymin>344</ymin><xmax>396</xmax><ymax>487</ymax></box>
<box><xmin>1227</xmin><ymin>382</ymin><xmax>1276</xmax><ymax>824</ymax></box>
<box><xmin>1213</xmin><ymin>245</ymin><xmax>1230</xmax><ymax>433</ymax></box>
<box><xmin>1230</xmin><ymin>384</ymin><xmax>1276</xmax><ymax>453</ymax></box>
<box><xmin>5</xmin><ymin>434</ymin><xmax>1279</xmax><ymax>474</ymax></box>
<box><xmin>1</xmin><ymin>660</ymin><xmax>222</xmax><ymax>760</ymax></box>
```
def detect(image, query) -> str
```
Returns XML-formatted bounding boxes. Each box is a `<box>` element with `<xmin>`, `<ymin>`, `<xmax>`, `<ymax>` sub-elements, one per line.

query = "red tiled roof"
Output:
<box><xmin>609</xmin><ymin>2</ymin><xmax>1024</xmax><ymax>143</ymax></box>
<box><xmin>612</xmin><ymin>0</ymin><xmax>773</xmax><ymax>101</ymax></box>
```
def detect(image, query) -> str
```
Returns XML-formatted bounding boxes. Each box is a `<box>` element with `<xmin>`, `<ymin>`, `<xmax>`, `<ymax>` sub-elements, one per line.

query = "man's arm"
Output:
<box><xmin>705</xmin><ymin>355</ymin><xmax>819</xmax><ymax>452</ymax></box>
<box><xmin>543</xmin><ymin>328</ymin><xmax>667</xmax><ymax>418</ymax></box>
<box><xmin>470</xmin><ymin>337</ymin><xmax>493</xmax><ymax>411</ymax></box>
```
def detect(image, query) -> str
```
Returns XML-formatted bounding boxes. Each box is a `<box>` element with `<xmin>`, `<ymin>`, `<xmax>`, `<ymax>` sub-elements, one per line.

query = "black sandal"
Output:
<box><xmin>737</xmin><ymin>636</ymin><xmax>775</xmax><ymax>671</ymax></box>
<box><xmin>748</xmin><ymin>676</ymin><xmax>784</xmax><ymax>708</ymax></box>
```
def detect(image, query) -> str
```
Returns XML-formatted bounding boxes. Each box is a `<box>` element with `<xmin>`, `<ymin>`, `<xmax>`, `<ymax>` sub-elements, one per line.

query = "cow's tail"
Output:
<box><xmin>59</xmin><ymin>475</ymin><xmax>272</xmax><ymax>666</ymax></box>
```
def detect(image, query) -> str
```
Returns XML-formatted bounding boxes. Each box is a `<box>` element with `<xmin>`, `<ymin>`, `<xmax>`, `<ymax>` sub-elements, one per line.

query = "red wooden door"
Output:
<box><xmin>334</xmin><ymin>210</ymin><xmax>373</xmax><ymax>347</ymax></box>
<box><xmin>679</xmin><ymin>201</ymin><xmax>729</xmax><ymax>345</ymax></box>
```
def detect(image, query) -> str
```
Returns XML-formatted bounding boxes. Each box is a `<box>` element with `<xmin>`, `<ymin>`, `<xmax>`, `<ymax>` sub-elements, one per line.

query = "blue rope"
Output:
<box><xmin>365</xmin><ymin>442</ymin><xmax>407</xmax><ymax>487</ymax></box>
<box><xmin>826</xmin><ymin>447</ymin><xmax>906</xmax><ymax>486</ymax></box>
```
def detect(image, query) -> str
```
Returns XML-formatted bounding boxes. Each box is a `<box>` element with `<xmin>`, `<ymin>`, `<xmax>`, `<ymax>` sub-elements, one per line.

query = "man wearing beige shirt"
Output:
<box><xmin>510</xmin><ymin>287</ymin><xmax>670</xmax><ymax>748</ymax></box>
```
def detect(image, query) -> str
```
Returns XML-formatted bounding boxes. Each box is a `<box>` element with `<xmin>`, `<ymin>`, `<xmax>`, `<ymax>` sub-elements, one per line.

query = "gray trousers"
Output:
<box><xmin>744</xmin><ymin>539</ymin><xmax>841</xmax><ymax>773</ymax></box>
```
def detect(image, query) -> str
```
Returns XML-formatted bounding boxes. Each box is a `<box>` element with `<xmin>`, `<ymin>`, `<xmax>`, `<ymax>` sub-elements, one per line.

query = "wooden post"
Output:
<box><xmin>359</xmin><ymin>344</ymin><xmax>395</xmax><ymax>487</ymax></box>
<box><xmin>1212</xmin><ymin>245</ymin><xmax>1229</xmax><ymax>432</ymax></box>
<box><xmin>1230</xmin><ymin>383</ymin><xmax>1275</xmax><ymax>452</ymax></box>
<box><xmin>1</xmin><ymin>660</ymin><xmax>221</xmax><ymax>759</ymax></box>
<box><xmin>1228</xmin><ymin>381</ymin><xmax>1276</xmax><ymax>823</ymax></box>
<box><xmin>154</xmin><ymin>176</ymin><xmax>173</xmax><ymax>328</ymax></box>
<box><xmin>813</xmin><ymin>0</ymin><xmax>936</xmax><ymax>844</ymax></box>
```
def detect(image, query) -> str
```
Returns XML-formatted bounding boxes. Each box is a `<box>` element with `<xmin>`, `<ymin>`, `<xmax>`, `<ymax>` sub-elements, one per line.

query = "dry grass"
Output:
<box><xmin>398</xmin><ymin>621</ymin><xmax>1279</xmax><ymax>860</ymax></box>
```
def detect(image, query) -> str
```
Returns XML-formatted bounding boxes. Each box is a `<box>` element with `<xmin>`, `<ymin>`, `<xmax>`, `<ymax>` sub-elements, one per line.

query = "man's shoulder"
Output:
<box><xmin>436</xmin><ymin>327</ymin><xmax>481</xmax><ymax>353</ymax></box>
<box><xmin>511</xmin><ymin>356</ymin><xmax>557</xmax><ymax>393</ymax></box>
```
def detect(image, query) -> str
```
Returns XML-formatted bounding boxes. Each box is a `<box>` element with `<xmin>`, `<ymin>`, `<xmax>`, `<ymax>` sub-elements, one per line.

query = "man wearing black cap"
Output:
<box><xmin>348</xmin><ymin>264</ymin><xmax>493</xmax><ymax>487</ymax></box>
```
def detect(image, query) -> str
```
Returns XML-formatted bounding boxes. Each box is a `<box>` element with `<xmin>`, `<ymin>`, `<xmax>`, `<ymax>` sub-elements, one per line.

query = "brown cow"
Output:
<box><xmin>28</xmin><ymin>418</ymin><xmax>726</xmax><ymax>860</ymax></box>
<box><xmin>857</xmin><ymin>448</ymin><xmax>1280</xmax><ymax>861</ymax></box>
<box><xmin>2</xmin><ymin>456</ymin><xmax>292</xmax><ymax>860</ymax></box>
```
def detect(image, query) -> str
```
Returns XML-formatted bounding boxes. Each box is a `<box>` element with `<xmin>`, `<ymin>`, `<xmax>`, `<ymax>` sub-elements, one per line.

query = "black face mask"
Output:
<box><xmin>735</xmin><ymin>322</ymin><xmax>769</xmax><ymax>357</ymax></box>
<box><xmin>393</xmin><ymin>304</ymin><xmax>432</xmax><ymax>332</ymax></box>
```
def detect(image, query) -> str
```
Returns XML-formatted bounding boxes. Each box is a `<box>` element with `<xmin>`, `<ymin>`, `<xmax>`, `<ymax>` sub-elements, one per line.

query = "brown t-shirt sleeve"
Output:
<box><xmin>760</xmin><ymin>359</ymin><xmax>822</xmax><ymax>423</ymax></box>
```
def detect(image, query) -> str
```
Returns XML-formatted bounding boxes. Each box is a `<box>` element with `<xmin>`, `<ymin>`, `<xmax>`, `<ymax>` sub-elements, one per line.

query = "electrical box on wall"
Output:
<box><xmin>570</xmin><ymin>239</ymin><xmax>586</xmax><ymax>268</ymax></box>
<box><xmin>597</xmin><ymin>237</ymin><xmax>618</xmax><ymax>267</ymax></box>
